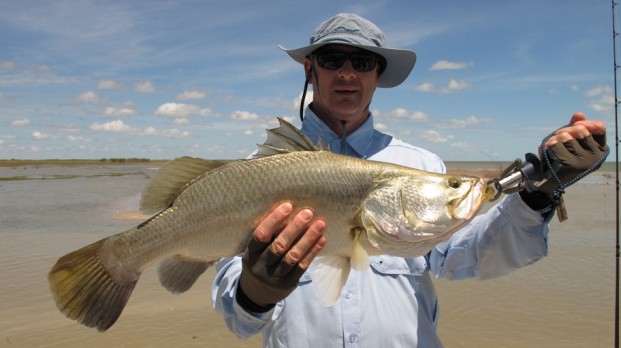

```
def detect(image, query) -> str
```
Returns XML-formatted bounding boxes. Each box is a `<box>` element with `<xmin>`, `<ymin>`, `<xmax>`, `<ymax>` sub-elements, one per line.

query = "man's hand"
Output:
<box><xmin>237</xmin><ymin>202</ymin><xmax>327</xmax><ymax>312</ymax></box>
<box><xmin>520</xmin><ymin>113</ymin><xmax>608</xmax><ymax>212</ymax></box>
<box><xmin>537</xmin><ymin>112</ymin><xmax>607</xmax><ymax>194</ymax></box>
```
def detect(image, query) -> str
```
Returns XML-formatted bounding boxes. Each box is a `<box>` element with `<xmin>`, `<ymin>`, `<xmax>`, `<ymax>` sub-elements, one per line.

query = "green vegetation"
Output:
<box><xmin>0</xmin><ymin>158</ymin><xmax>167</xmax><ymax>167</ymax></box>
<box><xmin>0</xmin><ymin>172</ymin><xmax>150</xmax><ymax>182</ymax></box>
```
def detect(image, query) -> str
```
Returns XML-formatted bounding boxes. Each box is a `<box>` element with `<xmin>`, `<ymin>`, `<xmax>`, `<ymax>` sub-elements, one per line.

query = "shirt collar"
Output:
<box><xmin>300</xmin><ymin>107</ymin><xmax>377</xmax><ymax>158</ymax></box>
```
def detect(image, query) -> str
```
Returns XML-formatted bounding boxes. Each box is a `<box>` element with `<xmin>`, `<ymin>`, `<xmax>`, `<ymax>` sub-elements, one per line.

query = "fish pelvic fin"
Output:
<box><xmin>140</xmin><ymin>157</ymin><xmax>235</xmax><ymax>214</ymax></box>
<box><xmin>308</xmin><ymin>256</ymin><xmax>351</xmax><ymax>306</ymax></box>
<box><xmin>254</xmin><ymin>117</ymin><xmax>330</xmax><ymax>158</ymax></box>
<box><xmin>157</xmin><ymin>256</ymin><xmax>215</xmax><ymax>293</ymax></box>
<box><xmin>350</xmin><ymin>228</ymin><xmax>370</xmax><ymax>272</ymax></box>
<box><xmin>47</xmin><ymin>238</ymin><xmax>140</xmax><ymax>332</ymax></box>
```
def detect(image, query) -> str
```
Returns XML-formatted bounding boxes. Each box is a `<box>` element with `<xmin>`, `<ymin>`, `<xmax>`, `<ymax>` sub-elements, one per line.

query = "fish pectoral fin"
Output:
<box><xmin>140</xmin><ymin>157</ymin><xmax>235</xmax><ymax>214</ymax></box>
<box><xmin>350</xmin><ymin>228</ymin><xmax>370</xmax><ymax>272</ymax></box>
<box><xmin>308</xmin><ymin>256</ymin><xmax>351</xmax><ymax>306</ymax></box>
<box><xmin>157</xmin><ymin>256</ymin><xmax>215</xmax><ymax>294</ymax></box>
<box><xmin>47</xmin><ymin>238</ymin><xmax>139</xmax><ymax>332</ymax></box>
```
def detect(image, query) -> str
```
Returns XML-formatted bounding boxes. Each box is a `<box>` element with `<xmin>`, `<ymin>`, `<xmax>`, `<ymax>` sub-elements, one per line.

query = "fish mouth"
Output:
<box><xmin>448</xmin><ymin>178</ymin><xmax>488</xmax><ymax>220</ymax></box>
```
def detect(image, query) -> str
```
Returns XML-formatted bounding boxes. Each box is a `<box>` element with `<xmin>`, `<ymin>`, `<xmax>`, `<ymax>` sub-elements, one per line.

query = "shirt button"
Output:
<box><xmin>349</xmin><ymin>334</ymin><xmax>357</xmax><ymax>343</ymax></box>
<box><xmin>345</xmin><ymin>292</ymin><xmax>352</xmax><ymax>299</ymax></box>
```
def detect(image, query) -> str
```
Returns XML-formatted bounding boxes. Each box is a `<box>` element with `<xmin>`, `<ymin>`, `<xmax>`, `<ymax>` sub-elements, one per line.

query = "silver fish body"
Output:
<box><xmin>48</xmin><ymin>118</ymin><xmax>496</xmax><ymax>332</ymax></box>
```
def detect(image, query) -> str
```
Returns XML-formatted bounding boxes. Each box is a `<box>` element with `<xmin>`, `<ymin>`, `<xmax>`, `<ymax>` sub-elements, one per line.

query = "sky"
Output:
<box><xmin>0</xmin><ymin>0</ymin><xmax>616</xmax><ymax>161</ymax></box>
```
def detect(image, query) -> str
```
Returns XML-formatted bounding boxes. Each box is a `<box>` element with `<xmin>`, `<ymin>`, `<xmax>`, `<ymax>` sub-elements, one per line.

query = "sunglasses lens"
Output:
<box><xmin>317</xmin><ymin>54</ymin><xmax>347</xmax><ymax>70</ymax></box>
<box><xmin>351</xmin><ymin>55</ymin><xmax>377</xmax><ymax>72</ymax></box>
<box><xmin>315</xmin><ymin>53</ymin><xmax>378</xmax><ymax>72</ymax></box>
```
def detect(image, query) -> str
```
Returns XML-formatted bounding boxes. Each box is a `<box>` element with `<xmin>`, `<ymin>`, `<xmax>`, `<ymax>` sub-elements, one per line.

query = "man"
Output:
<box><xmin>212</xmin><ymin>13</ymin><xmax>608</xmax><ymax>347</ymax></box>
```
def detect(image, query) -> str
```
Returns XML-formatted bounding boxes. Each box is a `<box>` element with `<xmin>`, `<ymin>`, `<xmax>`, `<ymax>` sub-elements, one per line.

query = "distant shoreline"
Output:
<box><xmin>0</xmin><ymin>158</ymin><xmax>169</xmax><ymax>167</ymax></box>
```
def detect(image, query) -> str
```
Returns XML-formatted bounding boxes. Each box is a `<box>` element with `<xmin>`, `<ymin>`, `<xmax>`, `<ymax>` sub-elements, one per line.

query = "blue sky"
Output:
<box><xmin>0</xmin><ymin>1</ymin><xmax>614</xmax><ymax>161</ymax></box>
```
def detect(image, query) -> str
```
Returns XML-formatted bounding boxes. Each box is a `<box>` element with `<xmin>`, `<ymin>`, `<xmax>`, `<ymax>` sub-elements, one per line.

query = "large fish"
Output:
<box><xmin>48</xmin><ymin>118</ymin><xmax>497</xmax><ymax>332</ymax></box>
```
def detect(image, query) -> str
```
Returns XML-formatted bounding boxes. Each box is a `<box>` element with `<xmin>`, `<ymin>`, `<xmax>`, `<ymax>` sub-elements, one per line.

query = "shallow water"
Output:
<box><xmin>0</xmin><ymin>164</ymin><xmax>616</xmax><ymax>347</ymax></box>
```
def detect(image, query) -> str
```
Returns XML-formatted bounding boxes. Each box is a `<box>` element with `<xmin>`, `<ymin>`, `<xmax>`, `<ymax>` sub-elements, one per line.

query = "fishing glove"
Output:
<box><xmin>520</xmin><ymin>132</ymin><xmax>608</xmax><ymax>210</ymax></box>
<box><xmin>236</xmin><ymin>237</ymin><xmax>306</xmax><ymax>312</ymax></box>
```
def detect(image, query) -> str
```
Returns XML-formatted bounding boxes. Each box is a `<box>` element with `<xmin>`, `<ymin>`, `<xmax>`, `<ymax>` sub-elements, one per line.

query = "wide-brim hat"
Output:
<box><xmin>279</xmin><ymin>13</ymin><xmax>417</xmax><ymax>88</ymax></box>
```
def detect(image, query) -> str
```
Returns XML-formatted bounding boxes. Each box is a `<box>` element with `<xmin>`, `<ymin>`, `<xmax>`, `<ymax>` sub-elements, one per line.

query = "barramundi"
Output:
<box><xmin>48</xmin><ymin>118</ymin><xmax>497</xmax><ymax>332</ymax></box>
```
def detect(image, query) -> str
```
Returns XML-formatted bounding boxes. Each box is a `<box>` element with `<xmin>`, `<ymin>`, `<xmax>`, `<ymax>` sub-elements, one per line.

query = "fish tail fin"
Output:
<box><xmin>47</xmin><ymin>238</ymin><xmax>139</xmax><ymax>332</ymax></box>
<box><xmin>157</xmin><ymin>256</ymin><xmax>215</xmax><ymax>293</ymax></box>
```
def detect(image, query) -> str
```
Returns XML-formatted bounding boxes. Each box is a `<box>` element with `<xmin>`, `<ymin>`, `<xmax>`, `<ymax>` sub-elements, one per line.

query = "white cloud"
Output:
<box><xmin>389</xmin><ymin>108</ymin><xmax>428</xmax><ymax>121</ymax></box>
<box><xmin>90</xmin><ymin>120</ymin><xmax>131</xmax><ymax>132</ymax></box>
<box><xmin>172</xmin><ymin>118</ymin><xmax>190</xmax><ymax>125</ymax></box>
<box><xmin>103</xmin><ymin>106</ymin><xmax>136</xmax><ymax>117</ymax></box>
<box><xmin>391</xmin><ymin>108</ymin><xmax>409</xmax><ymax>118</ymax></box>
<box><xmin>586</xmin><ymin>85</ymin><xmax>614</xmax><ymax>113</ymax></box>
<box><xmin>0</xmin><ymin>61</ymin><xmax>16</xmax><ymax>69</ymax></box>
<box><xmin>134</xmin><ymin>81</ymin><xmax>154</xmax><ymax>93</ymax></box>
<box><xmin>177</xmin><ymin>89</ymin><xmax>206</xmax><ymax>100</ymax></box>
<box><xmin>422</xmin><ymin>130</ymin><xmax>453</xmax><ymax>143</ymax></box>
<box><xmin>32</xmin><ymin>131</ymin><xmax>49</xmax><ymax>139</ymax></box>
<box><xmin>585</xmin><ymin>85</ymin><xmax>612</xmax><ymax>97</ymax></box>
<box><xmin>103</xmin><ymin>102</ymin><xmax>136</xmax><ymax>117</ymax></box>
<box><xmin>90</xmin><ymin>120</ymin><xmax>191</xmax><ymax>138</ymax></box>
<box><xmin>416</xmin><ymin>80</ymin><xmax>470</xmax><ymax>93</ymax></box>
<box><xmin>430</xmin><ymin>60</ymin><xmax>472</xmax><ymax>70</ymax></box>
<box><xmin>67</xmin><ymin>135</ymin><xmax>86</xmax><ymax>141</ymax></box>
<box><xmin>98</xmin><ymin>79</ymin><xmax>124</xmax><ymax>90</ymax></box>
<box><xmin>409</xmin><ymin>111</ymin><xmax>428</xmax><ymax>121</ymax></box>
<box><xmin>293</xmin><ymin>91</ymin><xmax>313</xmax><ymax>111</ymax></box>
<box><xmin>231</xmin><ymin>110</ymin><xmax>259</xmax><ymax>121</ymax></box>
<box><xmin>450</xmin><ymin>141</ymin><xmax>474</xmax><ymax>149</ymax></box>
<box><xmin>440</xmin><ymin>115</ymin><xmax>481</xmax><ymax>128</ymax></box>
<box><xmin>26</xmin><ymin>64</ymin><xmax>52</xmax><ymax>74</ymax></box>
<box><xmin>155</xmin><ymin>102</ymin><xmax>211</xmax><ymax>117</ymax></box>
<box><xmin>159</xmin><ymin>129</ymin><xmax>190</xmax><ymax>138</ymax></box>
<box><xmin>441</xmin><ymin>79</ymin><xmax>470</xmax><ymax>93</ymax></box>
<box><xmin>415</xmin><ymin>82</ymin><xmax>435</xmax><ymax>92</ymax></box>
<box><xmin>589</xmin><ymin>94</ymin><xmax>614</xmax><ymax>113</ymax></box>
<box><xmin>76</xmin><ymin>90</ymin><xmax>104</xmax><ymax>103</ymax></box>
<box><xmin>11</xmin><ymin>118</ymin><xmax>31</xmax><ymax>126</ymax></box>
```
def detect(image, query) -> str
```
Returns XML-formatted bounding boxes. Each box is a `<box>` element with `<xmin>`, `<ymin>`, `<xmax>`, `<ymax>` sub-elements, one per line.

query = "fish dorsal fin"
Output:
<box><xmin>140</xmin><ymin>156</ymin><xmax>234</xmax><ymax>214</ymax></box>
<box><xmin>308</xmin><ymin>256</ymin><xmax>351</xmax><ymax>306</ymax></box>
<box><xmin>254</xmin><ymin>117</ymin><xmax>329</xmax><ymax>158</ymax></box>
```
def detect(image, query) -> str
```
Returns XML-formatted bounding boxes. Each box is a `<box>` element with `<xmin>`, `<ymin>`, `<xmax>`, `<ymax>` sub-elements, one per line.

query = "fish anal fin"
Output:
<box><xmin>140</xmin><ymin>157</ymin><xmax>235</xmax><ymax>214</ymax></box>
<box><xmin>308</xmin><ymin>256</ymin><xmax>351</xmax><ymax>306</ymax></box>
<box><xmin>47</xmin><ymin>238</ymin><xmax>139</xmax><ymax>332</ymax></box>
<box><xmin>157</xmin><ymin>255</ymin><xmax>214</xmax><ymax>294</ymax></box>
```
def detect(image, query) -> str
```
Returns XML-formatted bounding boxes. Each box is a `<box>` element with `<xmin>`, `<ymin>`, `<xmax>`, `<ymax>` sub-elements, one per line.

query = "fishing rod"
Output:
<box><xmin>612</xmin><ymin>1</ymin><xmax>620</xmax><ymax>347</ymax></box>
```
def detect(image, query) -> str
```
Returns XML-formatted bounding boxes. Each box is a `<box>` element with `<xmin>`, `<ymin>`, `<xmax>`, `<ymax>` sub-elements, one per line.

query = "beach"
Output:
<box><xmin>0</xmin><ymin>162</ymin><xmax>616</xmax><ymax>347</ymax></box>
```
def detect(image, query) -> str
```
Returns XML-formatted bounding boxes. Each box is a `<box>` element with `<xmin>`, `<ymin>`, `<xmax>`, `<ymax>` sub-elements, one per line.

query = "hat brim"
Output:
<box><xmin>279</xmin><ymin>43</ymin><xmax>416</xmax><ymax>88</ymax></box>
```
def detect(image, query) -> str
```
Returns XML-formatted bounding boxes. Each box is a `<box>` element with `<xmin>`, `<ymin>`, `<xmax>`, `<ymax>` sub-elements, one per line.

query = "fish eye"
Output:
<box><xmin>448</xmin><ymin>177</ymin><xmax>461</xmax><ymax>189</ymax></box>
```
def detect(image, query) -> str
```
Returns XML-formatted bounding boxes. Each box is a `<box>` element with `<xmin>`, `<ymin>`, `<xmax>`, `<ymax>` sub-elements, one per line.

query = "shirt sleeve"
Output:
<box><xmin>211</xmin><ymin>256</ymin><xmax>283</xmax><ymax>339</ymax></box>
<box><xmin>430</xmin><ymin>193</ymin><xmax>549</xmax><ymax>280</ymax></box>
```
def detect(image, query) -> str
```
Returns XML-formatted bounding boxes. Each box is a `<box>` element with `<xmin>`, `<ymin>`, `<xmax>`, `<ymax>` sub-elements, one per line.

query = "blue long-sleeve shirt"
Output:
<box><xmin>212</xmin><ymin>109</ymin><xmax>549</xmax><ymax>347</ymax></box>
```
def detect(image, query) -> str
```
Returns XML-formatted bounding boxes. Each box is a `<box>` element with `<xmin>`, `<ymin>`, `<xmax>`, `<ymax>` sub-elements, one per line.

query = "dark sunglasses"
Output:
<box><xmin>312</xmin><ymin>52</ymin><xmax>382</xmax><ymax>72</ymax></box>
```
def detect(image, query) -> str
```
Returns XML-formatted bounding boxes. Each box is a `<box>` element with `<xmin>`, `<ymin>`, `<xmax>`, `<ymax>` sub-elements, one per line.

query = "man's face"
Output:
<box><xmin>304</xmin><ymin>45</ymin><xmax>381</xmax><ymax>134</ymax></box>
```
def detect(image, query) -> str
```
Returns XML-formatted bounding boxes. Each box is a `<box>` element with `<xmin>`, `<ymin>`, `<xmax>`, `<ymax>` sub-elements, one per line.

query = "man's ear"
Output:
<box><xmin>304</xmin><ymin>58</ymin><xmax>313</xmax><ymax>83</ymax></box>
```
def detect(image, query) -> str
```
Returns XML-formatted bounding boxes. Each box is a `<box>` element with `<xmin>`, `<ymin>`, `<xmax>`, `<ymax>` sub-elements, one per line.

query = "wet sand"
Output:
<box><xmin>0</xmin><ymin>165</ymin><xmax>616</xmax><ymax>347</ymax></box>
